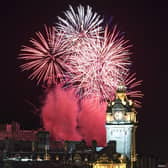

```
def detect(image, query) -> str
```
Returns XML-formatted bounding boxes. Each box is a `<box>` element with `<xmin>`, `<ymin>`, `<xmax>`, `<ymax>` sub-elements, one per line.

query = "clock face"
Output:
<box><xmin>114</xmin><ymin>111</ymin><xmax>124</xmax><ymax>121</ymax></box>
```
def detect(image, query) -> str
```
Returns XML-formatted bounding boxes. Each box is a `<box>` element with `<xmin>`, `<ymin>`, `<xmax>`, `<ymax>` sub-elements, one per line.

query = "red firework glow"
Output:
<box><xmin>42</xmin><ymin>85</ymin><xmax>107</xmax><ymax>146</ymax></box>
<box><xmin>77</xmin><ymin>98</ymin><xmax>106</xmax><ymax>146</ymax></box>
<box><xmin>42</xmin><ymin>85</ymin><xmax>82</xmax><ymax>141</ymax></box>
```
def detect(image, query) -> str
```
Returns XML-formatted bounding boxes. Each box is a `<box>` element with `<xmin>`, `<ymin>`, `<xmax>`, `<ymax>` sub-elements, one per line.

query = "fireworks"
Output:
<box><xmin>19</xmin><ymin>5</ymin><xmax>143</xmax><ymax>106</ymax></box>
<box><xmin>19</xmin><ymin>25</ymin><xmax>69</xmax><ymax>85</ymax></box>
<box><xmin>57</xmin><ymin>5</ymin><xmax>103</xmax><ymax>42</ymax></box>
<box><xmin>66</xmin><ymin>26</ymin><xmax>131</xmax><ymax>100</ymax></box>
<box><xmin>123</xmin><ymin>73</ymin><xmax>143</xmax><ymax>107</ymax></box>
<box><xmin>18</xmin><ymin>5</ymin><xmax>143</xmax><ymax>146</ymax></box>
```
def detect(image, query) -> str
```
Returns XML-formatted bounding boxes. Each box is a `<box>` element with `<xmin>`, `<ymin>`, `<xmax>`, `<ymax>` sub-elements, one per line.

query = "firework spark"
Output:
<box><xmin>123</xmin><ymin>73</ymin><xmax>143</xmax><ymax>107</ymax></box>
<box><xmin>66</xmin><ymin>26</ymin><xmax>131</xmax><ymax>100</ymax></box>
<box><xmin>19</xmin><ymin>25</ymin><xmax>69</xmax><ymax>85</ymax></box>
<box><xmin>57</xmin><ymin>5</ymin><xmax>103</xmax><ymax>42</ymax></box>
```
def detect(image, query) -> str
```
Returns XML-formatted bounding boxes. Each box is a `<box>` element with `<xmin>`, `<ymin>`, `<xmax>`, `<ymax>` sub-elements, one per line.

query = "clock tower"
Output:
<box><xmin>106</xmin><ymin>85</ymin><xmax>137</xmax><ymax>167</ymax></box>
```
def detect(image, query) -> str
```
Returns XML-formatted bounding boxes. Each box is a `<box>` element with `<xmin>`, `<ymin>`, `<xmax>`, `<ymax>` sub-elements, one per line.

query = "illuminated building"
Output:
<box><xmin>36</xmin><ymin>131</ymin><xmax>50</xmax><ymax>152</ymax></box>
<box><xmin>103</xmin><ymin>85</ymin><xmax>137</xmax><ymax>168</ymax></box>
<box><xmin>0</xmin><ymin>122</ymin><xmax>52</xmax><ymax>154</ymax></box>
<box><xmin>93</xmin><ymin>153</ymin><xmax>126</xmax><ymax>168</ymax></box>
<box><xmin>1</xmin><ymin>87</ymin><xmax>156</xmax><ymax>168</ymax></box>
<box><xmin>0</xmin><ymin>121</ymin><xmax>37</xmax><ymax>142</ymax></box>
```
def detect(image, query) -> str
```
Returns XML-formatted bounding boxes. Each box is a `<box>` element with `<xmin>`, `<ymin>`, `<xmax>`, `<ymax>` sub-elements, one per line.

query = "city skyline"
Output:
<box><xmin>1</xmin><ymin>0</ymin><xmax>167</xmax><ymax>161</ymax></box>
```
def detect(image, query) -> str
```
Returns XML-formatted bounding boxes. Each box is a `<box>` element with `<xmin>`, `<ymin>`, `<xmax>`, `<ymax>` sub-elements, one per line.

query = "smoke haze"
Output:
<box><xmin>42</xmin><ymin>85</ymin><xmax>107</xmax><ymax>146</ymax></box>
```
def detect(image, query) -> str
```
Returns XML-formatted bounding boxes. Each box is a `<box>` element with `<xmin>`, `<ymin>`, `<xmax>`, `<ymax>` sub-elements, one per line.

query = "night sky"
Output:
<box><xmin>1</xmin><ymin>0</ymin><xmax>167</xmax><ymax>161</ymax></box>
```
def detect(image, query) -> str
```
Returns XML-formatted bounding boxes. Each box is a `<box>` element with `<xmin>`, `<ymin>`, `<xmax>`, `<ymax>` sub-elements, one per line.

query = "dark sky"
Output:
<box><xmin>1</xmin><ymin>0</ymin><xmax>167</xmax><ymax>161</ymax></box>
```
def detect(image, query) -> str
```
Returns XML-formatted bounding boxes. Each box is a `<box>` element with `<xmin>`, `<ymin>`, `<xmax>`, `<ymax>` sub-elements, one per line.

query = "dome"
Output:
<box><xmin>112</xmin><ymin>98</ymin><xmax>125</xmax><ymax>112</ymax></box>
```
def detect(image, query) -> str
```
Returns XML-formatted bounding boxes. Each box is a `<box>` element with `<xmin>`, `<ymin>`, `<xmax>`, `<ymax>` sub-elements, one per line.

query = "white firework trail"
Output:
<box><xmin>57</xmin><ymin>4</ymin><xmax>103</xmax><ymax>42</ymax></box>
<box><xmin>66</xmin><ymin>26</ymin><xmax>131</xmax><ymax>101</ymax></box>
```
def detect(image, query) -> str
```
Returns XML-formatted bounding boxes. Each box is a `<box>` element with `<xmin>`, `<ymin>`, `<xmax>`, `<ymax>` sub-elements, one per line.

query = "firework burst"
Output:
<box><xmin>19</xmin><ymin>25</ymin><xmax>70</xmax><ymax>85</ymax></box>
<box><xmin>122</xmin><ymin>73</ymin><xmax>143</xmax><ymax>107</ymax></box>
<box><xmin>66</xmin><ymin>26</ymin><xmax>131</xmax><ymax>100</ymax></box>
<box><xmin>57</xmin><ymin>5</ymin><xmax>103</xmax><ymax>42</ymax></box>
<box><xmin>18</xmin><ymin>5</ymin><xmax>143</xmax><ymax>108</ymax></box>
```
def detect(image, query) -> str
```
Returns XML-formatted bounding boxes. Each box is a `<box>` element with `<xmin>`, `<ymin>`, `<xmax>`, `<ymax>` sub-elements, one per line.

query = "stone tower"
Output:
<box><xmin>106</xmin><ymin>85</ymin><xmax>137</xmax><ymax>167</ymax></box>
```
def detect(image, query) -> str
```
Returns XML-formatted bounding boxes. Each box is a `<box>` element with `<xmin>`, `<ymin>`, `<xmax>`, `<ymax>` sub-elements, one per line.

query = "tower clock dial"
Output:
<box><xmin>114</xmin><ymin>111</ymin><xmax>124</xmax><ymax>121</ymax></box>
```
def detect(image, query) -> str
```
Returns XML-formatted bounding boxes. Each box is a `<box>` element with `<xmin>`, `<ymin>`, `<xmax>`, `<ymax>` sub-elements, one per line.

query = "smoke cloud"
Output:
<box><xmin>42</xmin><ymin>85</ymin><xmax>107</xmax><ymax>146</ymax></box>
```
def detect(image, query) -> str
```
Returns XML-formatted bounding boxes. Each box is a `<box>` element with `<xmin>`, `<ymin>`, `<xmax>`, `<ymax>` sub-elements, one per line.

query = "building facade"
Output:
<box><xmin>105</xmin><ymin>86</ymin><xmax>137</xmax><ymax>168</ymax></box>
<box><xmin>1</xmin><ymin>86</ymin><xmax>156</xmax><ymax>168</ymax></box>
